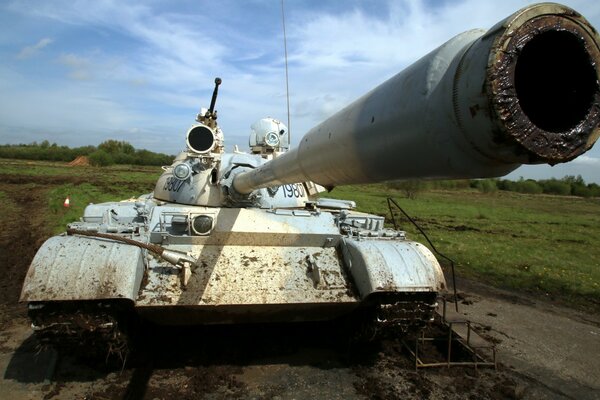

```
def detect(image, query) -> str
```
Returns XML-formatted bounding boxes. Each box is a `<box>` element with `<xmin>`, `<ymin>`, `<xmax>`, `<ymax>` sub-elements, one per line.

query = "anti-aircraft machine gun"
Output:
<box><xmin>21</xmin><ymin>3</ymin><xmax>600</xmax><ymax>357</ymax></box>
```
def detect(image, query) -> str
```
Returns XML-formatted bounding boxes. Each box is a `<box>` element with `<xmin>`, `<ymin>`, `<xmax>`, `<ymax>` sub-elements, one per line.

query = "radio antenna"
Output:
<box><xmin>281</xmin><ymin>0</ymin><xmax>291</xmax><ymax>147</ymax></box>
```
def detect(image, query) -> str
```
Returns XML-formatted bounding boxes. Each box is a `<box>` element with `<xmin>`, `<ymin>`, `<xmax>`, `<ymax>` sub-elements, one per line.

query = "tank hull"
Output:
<box><xmin>22</xmin><ymin>201</ymin><xmax>445</xmax><ymax>326</ymax></box>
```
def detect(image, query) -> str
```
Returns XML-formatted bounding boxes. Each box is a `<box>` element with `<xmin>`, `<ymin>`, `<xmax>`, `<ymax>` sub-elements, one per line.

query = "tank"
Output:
<box><xmin>20</xmin><ymin>3</ymin><xmax>600</xmax><ymax>358</ymax></box>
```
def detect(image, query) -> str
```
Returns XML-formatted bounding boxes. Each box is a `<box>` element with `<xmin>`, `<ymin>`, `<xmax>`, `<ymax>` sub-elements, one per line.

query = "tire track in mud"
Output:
<box><xmin>0</xmin><ymin>182</ymin><xmax>51</xmax><ymax>326</ymax></box>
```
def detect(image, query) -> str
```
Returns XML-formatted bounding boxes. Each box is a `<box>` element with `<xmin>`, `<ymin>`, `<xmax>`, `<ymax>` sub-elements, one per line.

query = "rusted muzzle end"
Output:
<box><xmin>489</xmin><ymin>3</ymin><xmax>600</xmax><ymax>164</ymax></box>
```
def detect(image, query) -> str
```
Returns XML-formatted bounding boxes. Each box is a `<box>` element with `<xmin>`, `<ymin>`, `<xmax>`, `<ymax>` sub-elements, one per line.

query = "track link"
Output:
<box><xmin>349</xmin><ymin>293</ymin><xmax>439</xmax><ymax>342</ymax></box>
<box><xmin>27</xmin><ymin>301</ymin><xmax>133</xmax><ymax>363</ymax></box>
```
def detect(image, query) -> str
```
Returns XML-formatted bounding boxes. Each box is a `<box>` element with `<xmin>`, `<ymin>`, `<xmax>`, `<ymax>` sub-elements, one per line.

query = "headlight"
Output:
<box><xmin>173</xmin><ymin>163</ymin><xmax>192</xmax><ymax>180</ymax></box>
<box><xmin>192</xmin><ymin>215</ymin><xmax>213</xmax><ymax>235</ymax></box>
<box><xmin>265</xmin><ymin>131</ymin><xmax>280</xmax><ymax>147</ymax></box>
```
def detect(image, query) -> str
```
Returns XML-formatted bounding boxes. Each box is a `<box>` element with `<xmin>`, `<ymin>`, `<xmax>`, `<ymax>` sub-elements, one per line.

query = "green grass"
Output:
<box><xmin>0</xmin><ymin>191</ymin><xmax>18</xmax><ymax>215</ymax></box>
<box><xmin>0</xmin><ymin>159</ymin><xmax>160</xmax><ymax>234</ymax></box>
<box><xmin>46</xmin><ymin>183</ymin><xmax>154</xmax><ymax>234</ymax></box>
<box><xmin>327</xmin><ymin>185</ymin><xmax>600</xmax><ymax>307</ymax></box>
<box><xmin>0</xmin><ymin>158</ymin><xmax>161</xmax><ymax>184</ymax></box>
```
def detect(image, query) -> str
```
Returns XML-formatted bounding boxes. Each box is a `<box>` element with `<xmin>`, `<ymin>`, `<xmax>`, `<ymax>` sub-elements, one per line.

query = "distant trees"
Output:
<box><xmin>386</xmin><ymin>175</ymin><xmax>600</xmax><ymax>198</ymax></box>
<box><xmin>87</xmin><ymin>140</ymin><xmax>173</xmax><ymax>166</ymax></box>
<box><xmin>98</xmin><ymin>139</ymin><xmax>135</xmax><ymax>155</ymax></box>
<box><xmin>476</xmin><ymin>175</ymin><xmax>600</xmax><ymax>197</ymax></box>
<box><xmin>495</xmin><ymin>178</ymin><xmax>543</xmax><ymax>194</ymax></box>
<box><xmin>0</xmin><ymin>141</ymin><xmax>93</xmax><ymax>162</ymax></box>
<box><xmin>472</xmin><ymin>179</ymin><xmax>498</xmax><ymax>193</ymax></box>
<box><xmin>0</xmin><ymin>140</ymin><xmax>173</xmax><ymax>167</ymax></box>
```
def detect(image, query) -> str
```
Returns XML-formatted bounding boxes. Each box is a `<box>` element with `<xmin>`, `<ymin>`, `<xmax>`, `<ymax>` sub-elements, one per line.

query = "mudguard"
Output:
<box><xmin>340</xmin><ymin>238</ymin><xmax>446</xmax><ymax>298</ymax></box>
<box><xmin>20</xmin><ymin>235</ymin><xmax>145</xmax><ymax>302</ymax></box>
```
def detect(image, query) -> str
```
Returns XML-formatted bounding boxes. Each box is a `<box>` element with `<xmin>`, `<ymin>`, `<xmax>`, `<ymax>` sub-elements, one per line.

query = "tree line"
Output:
<box><xmin>2</xmin><ymin>141</ymin><xmax>598</xmax><ymax>197</ymax></box>
<box><xmin>472</xmin><ymin>175</ymin><xmax>600</xmax><ymax>198</ymax></box>
<box><xmin>0</xmin><ymin>140</ymin><xmax>174</xmax><ymax>166</ymax></box>
<box><xmin>388</xmin><ymin>175</ymin><xmax>600</xmax><ymax>198</ymax></box>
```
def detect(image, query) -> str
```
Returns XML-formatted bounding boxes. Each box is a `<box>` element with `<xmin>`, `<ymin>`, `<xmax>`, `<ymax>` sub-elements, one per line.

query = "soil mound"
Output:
<box><xmin>68</xmin><ymin>156</ymin><xmax>90</xmax><ymax>167</ymax></box>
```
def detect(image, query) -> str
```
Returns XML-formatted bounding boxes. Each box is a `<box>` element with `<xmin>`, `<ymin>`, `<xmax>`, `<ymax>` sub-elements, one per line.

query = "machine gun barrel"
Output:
<box><xmin>208</xmin><ymin>78</ymin><xmax>222</xmax><ymax>114</ymax></box>
<box><xmin>233</xmin><ymin>3</ymin><xmax>600</xmax><ymax>195</ymax></box>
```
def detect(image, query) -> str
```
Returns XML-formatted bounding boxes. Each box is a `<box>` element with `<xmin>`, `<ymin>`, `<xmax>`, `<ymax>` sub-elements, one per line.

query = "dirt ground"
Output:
<box><xmin>1</xmin><ymin>178</ymin><xmax>599</xmax><ymax>400</ymax></box>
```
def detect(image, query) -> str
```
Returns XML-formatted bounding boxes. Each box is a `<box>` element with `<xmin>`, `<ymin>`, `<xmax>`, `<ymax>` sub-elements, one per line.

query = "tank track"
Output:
<box><xmin>27</xmin><ymin>301</ymin><xmax>133</xmax><ymax>363</ymax></box>
<box><xmin>27</xmin><ymin>296</ymin><xmax>437</xmax><ymax>358</ymax></box>
<box><xmin>375</xmin><ymin>298</ymin><xmax>437</xmax><ymax>331</ymax></box>
<box><xmin>349</xmin><ymin>293</ymin><xmax>438</xmax><ymax>342</ymax></box>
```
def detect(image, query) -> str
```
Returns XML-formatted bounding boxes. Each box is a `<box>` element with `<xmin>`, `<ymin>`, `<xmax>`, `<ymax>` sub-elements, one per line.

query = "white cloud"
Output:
<box><xmin>9</xmin><ymin>1</ymin><xmax>227</xmax><ymax>85</ymax></box>
<box><xmin>58</xmin><ymin>53</ymin><xmax>92</xmax><ymax>80</ymax></box>
<box><xmin>2</xmin><ymin>0</ymin><xmax>600</xmax><ymax>178</ymax></box>
<box><xmin>572</xmin><ymin>155</ymin><xmax>600</xmax><ymax>166</ymax></box>
<box><xmin>16</xmin><ymin>37</ymin><xmax>53</xmax><ymax>59</ymax></box>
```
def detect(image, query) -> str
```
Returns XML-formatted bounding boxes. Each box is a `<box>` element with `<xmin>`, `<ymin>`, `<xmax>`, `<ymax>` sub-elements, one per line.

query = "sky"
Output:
<box><xmin>1</xmin><ymin>0</ymin><xmax>599</xmax><ymax>183</ymax></box>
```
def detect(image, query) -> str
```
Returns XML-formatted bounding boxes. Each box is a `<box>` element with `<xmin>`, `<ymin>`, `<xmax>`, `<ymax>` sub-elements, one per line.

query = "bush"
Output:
<box><xmin>434</xmin><ymin>180</ymin><xmax>471</xmax><ymax>190</ymax></box>
<box><xmin>98</xmin><ymin>140</ymin><xmax>135</xmax><ymax>154</ymax></box>
<box><xmin>473</xmin><ymin>179</ymin><xmax>498</xmax><ymax>193</ymax></box>
<box><xmin>514</xmin><ymin>180</ymin><xmax>543</xmax><ymax>194</ymax></box>
<box><xmin>541</xmin><ymin>179</ymin><xmax>571</xmax><ymax>196</ymax></box>
<box><xmin>88</xmin><ymin>150</ymin><xmax>114</xmax><ymax>166</ymax></box>
<box><xmin>133</xmin><ymin>149</ymin><xmax>173</xmax><ymax>166</ymax></box>
<box><xmin>588</xmin><ymin>184</ymin><xmax>600</xmax><ymax>197</ymax></box>
<box><xmin>572</xmin><ymin>185</ymin><xmax>591</xmax><ymax>197</ymax></box>
<box><xmin>387</xmin><ymin>180</ymin><xmax>426</xmax><ymax>199</ymax></box>
<box><xmin>497</xmin><ymin>179</ymin><xmax>515</xmax><ymax>191</ymax></box>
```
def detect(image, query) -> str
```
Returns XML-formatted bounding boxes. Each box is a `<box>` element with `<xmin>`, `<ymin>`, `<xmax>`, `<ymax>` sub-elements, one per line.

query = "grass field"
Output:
<box><xmin>1</xmin><ymin>159</ymin><xmax>598</xmax><ymax>310</ymax></box>
<box><xmin>0</xmin><ymin>159</ymin><xmax>161</xmax><ymax>234</ymax></box>
<box><xmin>328</xmin><ymin>184</ymin><xmax>600</xmax><ymax>308</ymax></box>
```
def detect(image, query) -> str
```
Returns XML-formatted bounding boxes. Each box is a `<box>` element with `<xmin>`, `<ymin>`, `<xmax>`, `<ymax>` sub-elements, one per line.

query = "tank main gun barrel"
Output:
<box><xmin>232</xmin><ymin>3</ymin><xmax>600</xmax><ymax>195</ymax></box>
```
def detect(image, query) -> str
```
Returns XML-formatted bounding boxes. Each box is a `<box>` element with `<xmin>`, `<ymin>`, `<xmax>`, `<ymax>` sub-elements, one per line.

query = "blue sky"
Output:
<box><xmin>1</xmin><ymin>0</ymin><xmax>599</xmax><ymax>182</ymax></box>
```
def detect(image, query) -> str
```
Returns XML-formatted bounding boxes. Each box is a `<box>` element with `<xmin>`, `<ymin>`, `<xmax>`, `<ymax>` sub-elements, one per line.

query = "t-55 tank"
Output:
<box><xmin>21</xmin><ymin>3</ymin><xmax>600</xmax><ymax>358</ymax></box>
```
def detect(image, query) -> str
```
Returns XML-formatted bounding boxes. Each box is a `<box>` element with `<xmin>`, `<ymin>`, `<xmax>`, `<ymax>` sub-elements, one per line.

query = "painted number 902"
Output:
<box><xmin>282</xmin><ymin>183</ymin><xmax>305</xmax><ymax>198</ymax></box>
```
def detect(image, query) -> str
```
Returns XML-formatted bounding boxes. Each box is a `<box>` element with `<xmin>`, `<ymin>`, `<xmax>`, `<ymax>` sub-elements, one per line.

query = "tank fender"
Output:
<box><xmin>20</xmin><ymin>235</ymin><xmax>145</xmax><ymax>302</ymax></box>
<box><xmin>340</xmin><ymin>238</ymin><xmax>446</xmax><ymax>298</ymax></box>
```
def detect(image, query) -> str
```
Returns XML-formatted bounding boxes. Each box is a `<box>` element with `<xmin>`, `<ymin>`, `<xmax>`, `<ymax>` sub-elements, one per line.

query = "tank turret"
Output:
<box><xmin>20</xmin><ymin>3</ymin><xmax>600</xmax><ymax>361</ymax></box>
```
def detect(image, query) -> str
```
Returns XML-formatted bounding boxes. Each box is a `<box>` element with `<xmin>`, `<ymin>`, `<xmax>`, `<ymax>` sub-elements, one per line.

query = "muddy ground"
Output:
<box><xmin>1</xmin><ymin>178</ymin><xmax>599</xmax><ymax>399</ymax></box>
